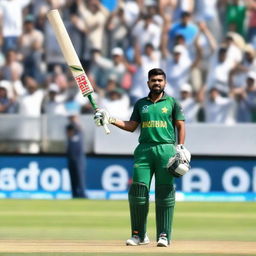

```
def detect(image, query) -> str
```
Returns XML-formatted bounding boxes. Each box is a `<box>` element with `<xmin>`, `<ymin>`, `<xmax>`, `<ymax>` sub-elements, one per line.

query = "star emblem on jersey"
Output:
<box><xmin>162</xmin><ymin>107</ymin><xmax>168</xmax><ymax>113</ymax></box>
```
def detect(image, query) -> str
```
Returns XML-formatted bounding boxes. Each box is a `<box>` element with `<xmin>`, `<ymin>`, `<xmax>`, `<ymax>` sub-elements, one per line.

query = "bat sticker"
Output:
<box><xmin>69</xmin><ymin>65</ymin><xmax>84</xmax><ymax>72</ymax></box>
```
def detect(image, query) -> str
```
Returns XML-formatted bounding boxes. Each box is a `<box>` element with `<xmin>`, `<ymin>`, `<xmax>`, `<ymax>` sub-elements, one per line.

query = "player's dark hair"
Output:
<box><xmin>148</xmin><ymin>68</ymin><xmax>166</xmax><ymax>80</ymax></box>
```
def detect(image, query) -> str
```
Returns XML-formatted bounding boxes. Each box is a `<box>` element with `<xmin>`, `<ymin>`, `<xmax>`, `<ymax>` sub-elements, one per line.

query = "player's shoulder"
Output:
<box><xmin>135</xmin><ymin>97</ymin><xmax>149</xmax><ymax>105</ymax></box>
<box><xmin>165</xmin><ymin>94</ymin><xmax>177</xmax><ymax>103</ymax></box>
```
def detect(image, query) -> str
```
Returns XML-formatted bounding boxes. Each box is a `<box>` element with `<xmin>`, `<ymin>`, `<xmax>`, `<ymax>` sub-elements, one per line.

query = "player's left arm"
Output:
<box><xmin>175</xmin><ymin>120</ymin><xmax>185</xmax><ymax>145</ymax></box>
<box><xmin>174</xmin><ymin>120</ymin><xmax>191</xmax><ymax>164</ymax></box>
<box><xmin>167</xmin><ymin>119</ymin><xmax>191</xmax><ymax>178</ymax></box>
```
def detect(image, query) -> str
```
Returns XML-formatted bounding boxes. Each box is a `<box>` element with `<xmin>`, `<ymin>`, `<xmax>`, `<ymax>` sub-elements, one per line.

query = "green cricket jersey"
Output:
<box><xmin>130</xmin><ymin>93</ymin><xmax>185</xmax><ymax>144</ymax></box>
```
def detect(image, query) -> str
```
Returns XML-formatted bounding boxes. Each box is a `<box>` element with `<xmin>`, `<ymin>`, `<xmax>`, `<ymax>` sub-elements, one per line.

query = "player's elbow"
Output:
<box><xmin>123</xmin><ymin>121</ymin><xmax>138</xmax><ymax>132</ymax></box>
<box><xmin>128</xmin><ymin>127</ymin><xmax>137</xmax><ymax>133</ymax></box>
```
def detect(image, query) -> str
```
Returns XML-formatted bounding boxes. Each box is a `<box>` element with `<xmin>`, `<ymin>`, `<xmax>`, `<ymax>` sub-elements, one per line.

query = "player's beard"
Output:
<box><xmin>150</xmin><ymin>85</ymin><xmax>164</xmax><ymax>95</ymax></box>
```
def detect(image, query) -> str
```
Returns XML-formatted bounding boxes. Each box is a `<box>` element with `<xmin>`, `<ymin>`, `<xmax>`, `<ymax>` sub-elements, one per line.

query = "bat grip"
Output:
<box><xmin>103</xmin><ymin>124</ymin><xmax>111</xmax><ymax>134</ymax></box>
<box><xmin>87</xmin><ymin>93</ymin><xmax>99</xmax><ymax>110</ymax></box>
<box><xmin>87</xmin><ymin>94</ymin><xmax>111</xmax><ymax>135</ymax></box>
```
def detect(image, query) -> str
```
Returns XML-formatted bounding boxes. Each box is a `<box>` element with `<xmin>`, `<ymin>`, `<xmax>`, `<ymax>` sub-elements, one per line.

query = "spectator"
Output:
<box><xmin>206</xmin><ymin>46</ymin><xmax>236</xmax><ymax>96</ymax></box>
<box><xmin>19</xmin><ymin>14</ymin><xmax>45</xmax><ymax>83</ymax></box>
<box><xmin>168</xmin><ymin>11</ymin><xmax>199</xmax><ymax>50</ymax></box>
<box><xmin>41</xmin><ymin>83</ymin><xmax>66</xmax><ymax>115</ymax></box>
<box><xmin>170</xmin><ymin>0</ymin><xmax>195</xmax><ymax>23</ymax></box>
<box><xmin>242</xmin><ymin>44</ymin><xmax>256</xmax><ymax>70</ymax></box>
<box><xmin>105</xmin><ymin>5</ymin><xmax>129</xmax><ymax>52</ymax></box>
<box><xmin>228</xmin><ymin>43</ymin><xmax>256</xmax><ymax>89</ymax></box>
<box><xmin>65</xmin><ymin>86</ymin><xmax>82</xmax><ymax>116</ymax></box>
<box><xmin>101</xmin><ymin>0</ymin><xmax>118</xmax><ymax>11</ymax></box>
<box><xmin>0</xmin><ymin>80</ymin><xmax>16</xmax><ymax>113</ymax></box>
<box><xmin>17</xmin><ymin>75</ymin><xmax>44</xmax><ymax>117</ymax></box>
<box><xmin>0</xmin><ymin>0</ymin><xmax>31</xmax><ymax>53</ymax></box>
<box><xmin>30</xmin><ymin>0</ymin><xmax>48</xmax><ymax>18</ymax></box>
<box><xmin>179</xmin><ymin>83</ymin><xmax>201</xmax><ymax>123</ymax></box>
<box><xmin>0</xmin><ymin>49</ymin><xmax>23</xmax><ymax>81</ymax></box>
<box><xmin>130</xmin><ymin>42</ymin><xmax>162</xmax><ymax>103</ymax></box>
<box><xmin>225</xmin><ymin>32</ymin><xmax>244</xmax><ymax>66</ymax></box>
<box><xmin>91</xmin><ymin>47</ymin><xmax>127</xmax><ymax>89</ymax></box>
<box><xmin>225</xmin><ymin>0</ymin><xmax>247</xmax><ymax>37</ymax></box>
<box><xmin>33</xmin><ymin>4</ymin><xmax>48</xmax><ymax>32</ymax></box>
<box><xmin>132</xmin><ymin>13</ymin><xmax>162</xmax><ymax>51</ymax></box>
<box><xmin>194</xmin><ymin>0</ymin><xmax>222</xmax><ymax>43</ymax></box>
<box><xmin>204</xmin><ymin>87</ymin><xmax>236</xmax><ymax>124</ymax></box>
<box><xmin>101</xmin><ymin>87</ymin><xmax>131</xmax><ymax>120</ymax></box>
<box><xmin>144</xmin><ymin>0</ymin><xmax>164</xmax><ymax>27</ymax></box>
<box><xmin>122</xmin><ymin>0</ymin><xmax>140</xmax><ymax>29</ymax></box>
<box><xmin>246</xmin><ymin>0</ymin><xmax>256</xmax><ymax>45</ymax></box>
<box><xmin>234</xmin><ymin>71</ymin><xmax>256</xmax><ymax>122</ymax></box>
<box><xmin>44</xmin><ymin>10</ymin><xmax>67</xmax><ymax>73</ymax></box>
<box><xmin>158</xmin><ymin>0</ymin><xmax>177</xmax><ymax>25</ymax></box>
<box><xmin>161</xmin><ymin>40</ymin><xmax>202</xmax><ymax>98</ymax></box>
<box><xmin>51</xmin><ymin>71</ymin><xmax>70</xmax><ymax>103</ymax></box>
<box><xmin>168</xmin><ymin>22</ymin><xmax>217</xmax><ymax>94</ymax></box>
<box><xmin>16</xmin><ymin>75</ymin><xmax>45</xmax><ymax>153</ymax></box>
<box><xmin>229</xmin><ymin>68</ymin><xmax>248</xmax><ymax>90</ymax></box>
<box><xmin>69</xmin><ymin>0</ymin><xmax>88</xmax><ymax>65</ymax></box>
<box><xmin>66</xmin><ymin>114</ymin><xmax>87</xmax><ymax>198</ymax></box>
<box><xmin>161</xmin><ymin>45</ymin><xmax>191</xmax><ymax>98</ymax></box>
<box><xmin>0</xmin><ymin>49</ymin><xmax>26</xmax><ymax>99</ymax></box>
<box><xmin>75</xmin><ymin>0</ymin><xmax>109</xmax><ymax>61</ymax></box>
<box><xmin>193</xmin><ymin>21</ymin><xmax>217</xmax><ymax>92</ymax></box>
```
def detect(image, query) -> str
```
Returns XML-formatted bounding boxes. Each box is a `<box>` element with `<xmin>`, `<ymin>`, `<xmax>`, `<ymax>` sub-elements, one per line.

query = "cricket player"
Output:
<box><xmin>94</xmin><ymin>68</ymin><xmax>190</xmax><ymax>247</ymax></box>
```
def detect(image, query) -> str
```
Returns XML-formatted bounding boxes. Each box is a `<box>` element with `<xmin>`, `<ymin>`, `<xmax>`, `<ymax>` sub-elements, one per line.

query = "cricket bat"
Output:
<box><xmin>47</xmin><ymin>9</ymin><xmax>110</xmax><ymax>134</ymax></box>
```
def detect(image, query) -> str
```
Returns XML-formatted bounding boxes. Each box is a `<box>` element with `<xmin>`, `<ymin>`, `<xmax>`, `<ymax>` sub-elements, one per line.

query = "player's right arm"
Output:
<box><xmin>111</xmin><ymin>119</ymin><xmax>139</xmax><ymax>132</ymax></box>
<box><xmin>94</xmin><ymin>100</ymin><xmax>141</xmax><ymax>132</ymax></box>
<box><xmin>94</xmin><ymin>109</ymin><xmax>139</xmax><ymax>132</ymax></box>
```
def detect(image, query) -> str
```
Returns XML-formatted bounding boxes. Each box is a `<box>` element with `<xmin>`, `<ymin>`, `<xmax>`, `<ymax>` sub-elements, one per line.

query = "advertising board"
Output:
<box><xmin>0</xmin><ymin>155</ymin><xmax>255</xmax><ymax>201</ymax></box>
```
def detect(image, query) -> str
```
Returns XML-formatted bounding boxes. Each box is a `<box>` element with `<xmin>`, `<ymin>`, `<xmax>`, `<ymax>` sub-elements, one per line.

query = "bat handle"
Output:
<box><xmin>103</xmin><ymin>124</ymin><xmax>111</xmax><ymax>135</ymax></box>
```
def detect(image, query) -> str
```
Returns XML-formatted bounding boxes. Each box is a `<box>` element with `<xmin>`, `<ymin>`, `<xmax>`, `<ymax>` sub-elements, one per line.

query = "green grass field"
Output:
<box><xmin>0</xmin><ymin>199</ymin><xmax>255</xmax><ymax>256</ymax></box>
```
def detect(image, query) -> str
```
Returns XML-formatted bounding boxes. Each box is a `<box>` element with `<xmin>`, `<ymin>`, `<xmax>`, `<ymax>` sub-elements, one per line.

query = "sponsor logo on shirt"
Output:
<box><xmin>142</xmin><ymin>105</ymin><xmax>149</xmax><ymax>113</ymax></box>
<box><xmin>142</xmin><ymin>120</ymin><xmax>167</xmax><ymax>128</ymax></box>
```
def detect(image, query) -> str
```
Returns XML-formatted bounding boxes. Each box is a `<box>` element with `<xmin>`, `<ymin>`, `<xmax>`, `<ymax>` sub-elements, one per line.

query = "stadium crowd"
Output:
<box><xmin>0</xmin><ymin>0</ymin><xmax>256</xmax><ymax>123</ymax></box>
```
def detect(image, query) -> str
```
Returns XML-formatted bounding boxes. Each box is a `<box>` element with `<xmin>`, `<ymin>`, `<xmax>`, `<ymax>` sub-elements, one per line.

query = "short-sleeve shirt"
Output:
<box><xmin>130</xmin><ymin>93</ymin><xmax>185</xmax><ymax>144</ymax></box>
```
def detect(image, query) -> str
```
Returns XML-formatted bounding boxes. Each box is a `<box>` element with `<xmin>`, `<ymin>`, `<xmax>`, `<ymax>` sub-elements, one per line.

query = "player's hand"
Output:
<box><xmin>94</xmin><ymin>111</ymin><xmax>103</xmax><ymax>126</ymax></box>
<box><xmin>176</xmin><ymin>144</ymin><xmax>191</xmax><ymax>163</ymax></box>
<box><xmin>94</xmin><ymin>109</ymin><xmax>110</xmax><ymax>126</ymax></box>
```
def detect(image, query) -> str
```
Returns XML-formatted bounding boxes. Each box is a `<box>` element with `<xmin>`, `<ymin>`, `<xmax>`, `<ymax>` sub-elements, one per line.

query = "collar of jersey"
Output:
<box><xmin>147</xmin><ymin>91</ymin><xmax>167</xmax><ymax>102</ymax></box>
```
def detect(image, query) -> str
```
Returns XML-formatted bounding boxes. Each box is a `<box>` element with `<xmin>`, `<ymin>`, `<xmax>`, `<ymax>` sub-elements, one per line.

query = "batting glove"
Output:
<box><xmin>94</xmin><ymin>111</ymin><xmax>103</xmax><ymax>126</ymax></box>
<box><xmin>176</xmin><ymin>144</ymin><xmax>191</xmax><ymax>163</ymax></box>
<box><xmin>94</xmin><ymin>109</ymin><xmax>107</xmax><ymax>126</ymax></box>
<box><xmin>94</xmin><ymin>109</ymin><xmax>116</xmax><ymax>126</ymax></box>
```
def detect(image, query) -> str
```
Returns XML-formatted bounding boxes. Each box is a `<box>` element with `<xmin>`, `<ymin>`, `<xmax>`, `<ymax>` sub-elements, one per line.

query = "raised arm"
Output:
<box><xmin>191</xmin><ymin>31</ymin><xmax>203</xmax><ymax>69</ymax></box>
<box><xmin>94</xmin><ymin>109</ymin><xmax>140</xmax><ymax>132</ymax></box>
<box><xmin>199</xmin><ymin>22</ymin><xmax>217</xmax><ymax>54</ymax></box>
<box><xmin>112</xmin><ymin>119</ymin><xmax>139</xmax><ymax>132</ymax></box>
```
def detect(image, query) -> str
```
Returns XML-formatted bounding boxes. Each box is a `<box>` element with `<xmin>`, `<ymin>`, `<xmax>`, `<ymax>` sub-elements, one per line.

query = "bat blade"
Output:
<box><xmin>47</xmin><ymin>9</ymin><xmax>94</xmax><ymax>97</ymax></box>
<box><xmin>47</xmin><ymin>9</ymin><xmax>110</xmax><ymax>134</ymax></box>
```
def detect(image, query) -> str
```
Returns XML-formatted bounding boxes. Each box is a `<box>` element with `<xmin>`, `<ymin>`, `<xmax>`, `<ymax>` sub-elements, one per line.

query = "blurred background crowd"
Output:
<box><xmin>0</xmin><ymin>0</ymin><xmax>256</xmax><ymax>124</ymax></box>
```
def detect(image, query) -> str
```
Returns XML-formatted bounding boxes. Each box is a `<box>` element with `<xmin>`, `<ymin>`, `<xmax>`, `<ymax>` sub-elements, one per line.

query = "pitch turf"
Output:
<box><xmin>0</xmin><ymin>199</ymin><xmax>255</xmax><ymax>255</ymax></box>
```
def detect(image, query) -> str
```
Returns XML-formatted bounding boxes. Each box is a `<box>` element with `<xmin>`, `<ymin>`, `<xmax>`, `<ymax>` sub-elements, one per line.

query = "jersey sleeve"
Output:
<box><xmin>129</xmin><ymin>101</ymin><xmax>141</xmax><ymax>123</ymax></box>
<box><xmin>173</xmin><ymin>99</ymin><xmax>185</xmax><ymax>121</ymax></box>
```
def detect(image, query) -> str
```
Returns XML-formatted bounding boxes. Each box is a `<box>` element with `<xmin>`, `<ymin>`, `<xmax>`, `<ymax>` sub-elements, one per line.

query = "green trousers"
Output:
<box><xmin>133</xmin><ymin>143</ymin><xmax>176</xmax><ymax>186</ymax></box>
<box><xmin>128</xmin><ymin>143</ymin><xmax>176</xmax><ymax>243</ymax></box>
